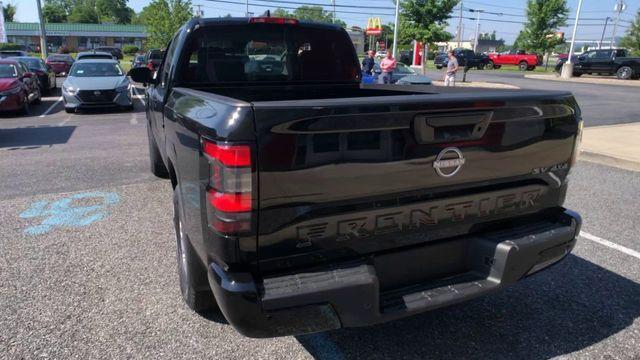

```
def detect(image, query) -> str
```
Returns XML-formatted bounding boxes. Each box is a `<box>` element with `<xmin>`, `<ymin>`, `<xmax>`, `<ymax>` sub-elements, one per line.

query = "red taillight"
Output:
<box><xmin>202</xmin><ymin>138</ymin><xmax>252</xmax><ymax>234</ymax></box>
<box><xmin>207</xmin><ymin>191</ymin><xmax>251</xmax><ymax>212</ymax></box>
<box><xmin>203</xmin><ymin>142</ymin><xmax>251</xmax><ymax>167</ymax></box>
<box><xmin>249</xmin><ymin>17</ymin><xmax>298</xmax><ymax>25</ymax></box>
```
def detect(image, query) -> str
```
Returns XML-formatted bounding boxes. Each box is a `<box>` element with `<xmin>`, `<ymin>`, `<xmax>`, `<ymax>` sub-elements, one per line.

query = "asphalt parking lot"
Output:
<box><xmin>1</xmin><ymin>75</ymin><xmax>639</xmax><ymax>359</ymax></box>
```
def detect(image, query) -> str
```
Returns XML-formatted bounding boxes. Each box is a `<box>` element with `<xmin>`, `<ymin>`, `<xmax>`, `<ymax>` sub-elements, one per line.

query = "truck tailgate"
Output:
<box><xmin>252</xmin><ymin>91</ymin><xmax>581</xmax><ymax>273</ymax></box>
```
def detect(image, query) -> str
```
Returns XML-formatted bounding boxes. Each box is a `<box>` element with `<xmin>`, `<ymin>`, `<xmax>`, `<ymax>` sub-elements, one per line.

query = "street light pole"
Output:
<box><xmin>35</xmin><ymin>0</ymin><xmax>47</xmax><ymax>59</ymax></box>
<box><xmin>392</xmin><ymin>0</ymin><xmax>400</xmax><ymax>58</ymax></box>
<box><xmin>599</xmin><ymin>17</ymin><xmax>610</xmax><ymax>49</ymax></box>
<box><xmin>245</xmin><ymin>0</ymin><xmax>249</xmax><ymax>16</ymax></box>
<box><xmin>562</xmin><ymin>0</ymin><xmax>583</xmax><ymax>78</ymax></box>
<box><xmin>331</xmin><ymin>0</ymin><xmax>336</xmax><ymax>24</ymax></box>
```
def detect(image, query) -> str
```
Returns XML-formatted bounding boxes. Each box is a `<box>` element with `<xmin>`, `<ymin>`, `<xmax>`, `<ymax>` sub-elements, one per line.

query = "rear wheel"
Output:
<box><xmin>147</xmin><ymin>122</ymin><xmax>170</xmax><ymax>179</ymax></box>
<box><xmin>518</xmin><ymin>61</ymin><xmax>528</xmax><ymax>71</ymax></box>
<box><xmin>485</xmin><ymin>61</ymin><xmax>495</xmax><ymax>70</ymax></box>
<box><xmin>477</xmin><ymin>63</ymin><xmax>485</xmax><ymax>70</ymax></box>
<box><xmin>174</xmin><ymin>189</ymin><xmax>218</xmax><ymax>313</ymax></box>
<box><xmin>616</xmin><ymin>66</ymin><xmax>633</xmax><ymax>80</ymax></box>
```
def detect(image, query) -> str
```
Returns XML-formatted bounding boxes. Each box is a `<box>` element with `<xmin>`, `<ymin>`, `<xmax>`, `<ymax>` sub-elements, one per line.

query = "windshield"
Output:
<box><xmin>178</xmin><ymin>24</ymin><xmax>359</xmax><ymax>84</ymax></box>
<box><xmin>149</xmin><ymin>50</ymin><xmax>162</xmax><ymax>60</ymax></box>
<box><xmin>17</xmin><ymin>58</ymin><xmax>43</xmax><ymax>70</ymax></box>
<box><xmin>79</xmin><ymin>54</ymin><xmax>112</xmax><ymax>60</ymax></box>
<box><xmin>0</xmin><ymin>63</ymin><xmax>18</xmax><ymax>78</ymax></box>
<box><xmin>48</xmin><ymin>55</ymin><xmax>73</xmax><ymax>62</ymax></box>
<box><xmin>70</xmin><ymin>62</ymin><xmax>123</xmax><ymax>77</ymax></box>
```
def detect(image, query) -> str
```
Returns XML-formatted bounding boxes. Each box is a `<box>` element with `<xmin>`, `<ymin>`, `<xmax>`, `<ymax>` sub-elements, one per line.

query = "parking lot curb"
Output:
<box><xmin>579</xmin><ymin>150</ymin><xmax>640</xmax><ymax>172</ymax></box>
<box><xmin>432</xmin><ymin>81</ymin><xmax>519</xmax><ymax>89</ymax></box>
<box><xmin>525</xmin><ymin>74</ymin><xmax>640</xmax><ymax>87</ymax></box>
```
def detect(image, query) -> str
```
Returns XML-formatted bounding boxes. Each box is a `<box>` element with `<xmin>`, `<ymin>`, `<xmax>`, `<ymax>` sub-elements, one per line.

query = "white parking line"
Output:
<box><xmin>132</xmin><ymin>87</ymin><xmax>145</xmax><ymax>106</ymax></box>
<box><xmin>38</xmin><ymin>97</ymin><xmax>63</xmax><ymax>118</ymax></box>
<box><xmin>580</xmin><ymin>231</ymin><xmax>640</xmax><ymax>260</ymax></box>
<box><xmin>130</xmin><ymin>112</ymin><xmax>138</xmax><ymax>125</ymax></box>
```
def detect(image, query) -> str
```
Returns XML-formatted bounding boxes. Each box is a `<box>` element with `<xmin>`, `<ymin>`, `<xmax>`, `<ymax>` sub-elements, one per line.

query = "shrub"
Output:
<box><xmin>122</xmin><ymin>45</ymin><xmax>139</xmax><ymax>55</ymax></box>
<box><xmin>0</xmin><ymin>43</ymin><xmax>23</xmax><ymax>50</ymax></box>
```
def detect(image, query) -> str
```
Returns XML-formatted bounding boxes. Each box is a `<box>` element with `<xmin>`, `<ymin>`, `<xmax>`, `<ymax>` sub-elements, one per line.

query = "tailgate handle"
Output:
<box><xmin>413</xmin><ymin>112</ymin><xmax>492</xmax><ymax>144</ymax></box>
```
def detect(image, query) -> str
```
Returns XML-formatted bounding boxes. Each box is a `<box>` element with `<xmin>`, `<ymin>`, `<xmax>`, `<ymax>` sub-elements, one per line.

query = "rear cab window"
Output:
<box><xmin>176</xmin><ymin>23</ymin><xmax>360</xmax><ymax>84</ymax></box>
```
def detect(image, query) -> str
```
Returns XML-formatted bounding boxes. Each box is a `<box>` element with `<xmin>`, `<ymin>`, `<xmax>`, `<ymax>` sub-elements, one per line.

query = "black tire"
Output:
<box><xmin>485</xmin><ymin>61</ymin><xmax>494</xmax><ymax>70</ymax></box>
<box><xmin>147</xmin><ymin>122</ymin><xmax>170</xmax><ymax>179</ymax></box>
<box><xmin>494</xmin><ymin>65</ymin><xmax>502</xmax><ymax>69</ymax></box>
<box><xmin>436</xmin><ymin>65</ymin><xmax>442</xmax><ymax>70</ymax></box>
<box><xmin>65</xmin><ymin>107</ymin><xmax>75</xmax><ymax>114</ymax></box>
<box><xmin>32</xmin><ymin>88</ymin><xmax>41</xmax><ymax>105</ymax></box>
<box><xmin>573</xmin><ymin>73</ymin><xmax>582</xmax><ymax>77</ymax></box>
<box><xmin>616</xmin><ymin>66</ymin><xmax>633</xmax><ymax>80</ymax></box>
<box><xmin>518</xmin><ymin>61</ymin><xmax>528</xmax><ymax>71</ymax></box>
<box><xmin>477</xmin><ymin>63</ymin><xmax>485</xmax><ymax>70</ymax></box>
<box><xmin>174</xmin><ymin>189</ymin><xmax>218</xmax><ymax>313</ymax></box>
<box><xmin>528</xmin><ymin>66</ymin><xmax>536</xmax><ymax>71</ymax></box>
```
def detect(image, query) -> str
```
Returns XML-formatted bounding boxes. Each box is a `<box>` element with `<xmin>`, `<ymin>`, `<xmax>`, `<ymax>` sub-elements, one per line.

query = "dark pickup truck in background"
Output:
<box><xmin>130</xmin><ymin>17</ymin><xmax>583</xmax><ymax>338</ymax></box>
<box><xmin>555</xmin><ymin>48</ymin><xmax>640</xmax><ymax>79</ymax></box>
<box><xmin>434</xmin><ymin>48</ymin><xmax>490</xmax><ymax>70</ymax></box>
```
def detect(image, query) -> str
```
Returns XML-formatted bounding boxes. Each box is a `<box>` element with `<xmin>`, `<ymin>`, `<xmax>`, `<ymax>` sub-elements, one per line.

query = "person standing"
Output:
<box><xmin>362</xmin><ymin>50</ymin><xmax>375</xmax><ymax>75</ymax></box>
<box><xmin>444</xmin><ymin>50</ymin><xmax>459</xmax><ymax>87</ymax></box>
<box><xmin>378</xmin><ymin>51</ymin><xmax>397</xmax><ymax>84</ymax></box>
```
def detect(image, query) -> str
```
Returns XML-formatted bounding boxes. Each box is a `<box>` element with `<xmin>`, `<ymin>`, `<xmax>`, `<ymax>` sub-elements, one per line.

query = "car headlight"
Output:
<box><xmin>0</xmin><ymin>85</ymin><xmax>22</xmax><ymax>96</ymax></box>
<box><xmin>63</xmin><ymin>85</ymin><xmax>77</xmax><ymax>95</ymax></box>
<box><xmin>115</xmin><ymin>83</ymin><xmax>131</xmax><ymax>93</ymax></box>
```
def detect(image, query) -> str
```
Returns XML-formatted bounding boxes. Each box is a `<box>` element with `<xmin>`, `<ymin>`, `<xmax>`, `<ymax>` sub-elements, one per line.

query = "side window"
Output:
<box><xmin>161</xmin><ymin>33</ymin><xmax>180</xmax><ymax>86</ymax></box>
<box><xmin>595</xmin><ymin>50</ymin><xmax>612</xmax><ymax>59</ymax></box>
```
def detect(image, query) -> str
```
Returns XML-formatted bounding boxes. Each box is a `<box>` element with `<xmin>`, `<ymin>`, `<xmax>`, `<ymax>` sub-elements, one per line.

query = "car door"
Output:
<box><xmin>590</xmin><ymin>50</ymin><xmax>613</xmax><ymax>73</ymax></box>
<box><xmin>147</xmin><ymin>37</ymin><xmax>179</xmax><ymax>156</ymax></box>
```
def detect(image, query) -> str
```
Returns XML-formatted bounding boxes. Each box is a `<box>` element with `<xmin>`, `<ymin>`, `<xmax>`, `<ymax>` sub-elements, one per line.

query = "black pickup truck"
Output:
<box><xmin>434</xmin><ymin>48</ymin><xmax>490</xmax><ymax>70</ymax></box>
<box><xmin>129</xmin><ymin>17</ymin><xmax>583</xmax><ymax>338</ymax></box>
<box><xmin>555</xmin><ymin>48</ymin><xmax>640</xmax><ymax>79</ymax></box>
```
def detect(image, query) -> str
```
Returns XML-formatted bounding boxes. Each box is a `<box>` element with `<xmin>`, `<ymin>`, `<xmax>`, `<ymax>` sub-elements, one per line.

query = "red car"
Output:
<box><xmin>46</xmin><ymin>54</ymin><xmax>74</xmax><ymax>76</ymax></box>
<box><xmin>0</xmin><ymin>59</ymin><xmax>41</xmax><ymax>114</ymax></box>
<box><xmin>488</xmin><ymin>50</ymin><xmax>542</xmax><ymax>71</ymax></box>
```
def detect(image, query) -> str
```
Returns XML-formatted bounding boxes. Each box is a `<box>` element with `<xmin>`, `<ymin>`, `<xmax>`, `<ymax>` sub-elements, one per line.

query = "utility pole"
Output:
<box><xmin>599</xmin><ymin>17</ymin><xmax>610</xmax><ymax>49</ymax></box>
<box><xmin>391</xmin><ymin>0</ymin><xmax>400</xmax><ymax>58</ymax></box>
<box><xmin>562</xmin><ymin>0</ymin><xmax>583</xmax><ymax>78</ymax></box>
<box><xmin>35</xmin><ymin>0</ymin><xmax>47</xmax><ymax>59</ymax></box>
<box><xmin>331</xmin><ymin>0</ymin><xmax>336</xmax><ymax>24</ymax></box>
<box><xmin>472</xmin><ymin>9</ymin><xmax>482</xmax><ymax>52</ymax></box>
<box><xmin>245</xmin><ymin>0</ymin><xmax>249</xmax><ymax>16</ymax></box>
<box><xmin>195</xmin><ymin>4</ymin><xmax>204</xmax><ymax>18</ymax></box>
<box><xmin>457</xmin><ymin>1</ymin><xmax>463</xmax><ymax>48</ymax></box>
<box><xmin>610</xmin><ymin>0</ymin><xmax>625</xmax><ymax>48</ymax></box>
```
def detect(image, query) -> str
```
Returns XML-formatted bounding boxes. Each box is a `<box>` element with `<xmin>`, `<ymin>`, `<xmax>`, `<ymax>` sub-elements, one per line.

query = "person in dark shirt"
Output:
<box><xmin>362</xmin><ymin>50</ymin><xmax>375</xmax><ymax>75</ymax></box>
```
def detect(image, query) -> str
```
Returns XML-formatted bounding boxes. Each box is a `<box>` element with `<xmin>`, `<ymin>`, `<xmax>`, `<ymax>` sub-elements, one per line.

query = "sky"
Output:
<box><xmin>11</xmin><ymin>0</ymin><xmax>640</xmax><ymax>44</ymax></box>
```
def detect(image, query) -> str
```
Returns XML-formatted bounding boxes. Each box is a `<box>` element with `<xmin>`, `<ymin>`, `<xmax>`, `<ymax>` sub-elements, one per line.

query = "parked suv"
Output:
<box><xmin>95</xmin><ymin>46</ymin><xmax>124</xmax><ymax>60</ymax></box>
<box><xmin>434</xmin><ymin>49</ymin><xmax>490</xmax><ymax>70</ymax></box>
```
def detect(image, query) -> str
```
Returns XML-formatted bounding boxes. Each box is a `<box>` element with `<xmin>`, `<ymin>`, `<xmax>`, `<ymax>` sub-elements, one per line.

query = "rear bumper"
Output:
<box><xmin>208</xmin><ymin>209</ymin><xmax>581</xmax><ymax>338</ymax></box>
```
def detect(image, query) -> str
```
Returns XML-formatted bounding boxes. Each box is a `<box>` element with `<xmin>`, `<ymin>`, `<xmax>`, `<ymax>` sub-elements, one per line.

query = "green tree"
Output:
<box><xmin>272</xmin><ymin>8</ymin><xmax>293</xmax><ymax>18</ymax></box>
<box><xmin>620</xmin><ymin>10</ymin><xmax>640</xmax><ymax>56</ymax></box>
<box><xmin>289</xmin><ymin>5</ymin><xmax>346</xmax><ymax>27</ymax></box>
<box><xmin>143</xmin><ymin>0</ymin><xmax>193</xmax><ymax>49</ymax></box>
<box><xmin>96</xmin><ymin>0</ymin><xmax>133</xmax><ymax>24</ymax></box>
<box><xmin>520</xmin><ymin>0</ymin><xmax>568</xmax><ymax>54</ymax></box>
<box><xmin>43</xmin><ymin>4</ymin><xmax>68</xmax><ymax>22</ymax></box>
<box><xmin>68</xmin><ymin>0</ymin><xmax>100</xmax><ymax>23</ymax></box>
<box><xmin>3</xmin><ymin>3</ymin><xmax>16</xmax><ymax>22</ymax></box>
<box><xmin>400</xmin><ymin>0</ymin><xmax>458</xmax><ymax>73</ymax></box>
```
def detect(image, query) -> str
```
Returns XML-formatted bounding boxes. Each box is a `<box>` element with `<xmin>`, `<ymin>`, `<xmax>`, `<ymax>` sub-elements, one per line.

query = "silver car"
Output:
<box><xmin>62</xmin><ymin>59</ymin><xmax>133</xmax><ymax>113</ymax></box>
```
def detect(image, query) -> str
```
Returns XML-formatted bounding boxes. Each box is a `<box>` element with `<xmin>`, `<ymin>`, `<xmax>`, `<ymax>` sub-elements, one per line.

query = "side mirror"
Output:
<box><xmin>128</xmin><ymin>67</ymin><xmax>153</xmax><ymax>86</ymax></box>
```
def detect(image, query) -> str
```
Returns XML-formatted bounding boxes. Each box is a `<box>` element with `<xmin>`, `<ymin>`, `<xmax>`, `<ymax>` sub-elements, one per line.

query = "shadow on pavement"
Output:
<box><xmin>0</xmin><ymin>125</ymin><xmax>76</xmax><ymax>149</ymax></box>
<box><xmin>296</xmin><ymin>255</ymin><xmax>640</xmax><ymax>359</ymax></box>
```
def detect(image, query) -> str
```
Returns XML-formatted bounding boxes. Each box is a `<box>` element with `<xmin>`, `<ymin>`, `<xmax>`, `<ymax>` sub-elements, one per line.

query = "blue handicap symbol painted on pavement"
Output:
<box><xmin>19</xmin><ymin>191</ymin><xmax>120</xmax><ymax>235</ymax></box>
